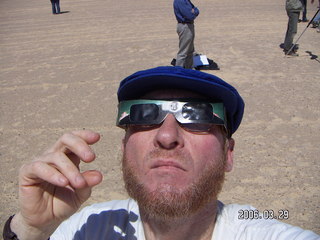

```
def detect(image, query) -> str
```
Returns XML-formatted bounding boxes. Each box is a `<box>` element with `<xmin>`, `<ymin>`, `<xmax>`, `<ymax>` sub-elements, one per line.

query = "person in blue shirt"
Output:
<box><xmin>173</xmin><ymin>0</ymin><xmax>199</xmax><ymax>69</ymax></box>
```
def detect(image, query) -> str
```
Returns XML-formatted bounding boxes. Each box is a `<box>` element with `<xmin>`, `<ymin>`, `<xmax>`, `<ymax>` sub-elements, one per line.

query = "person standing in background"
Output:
<box><xmin>283</xmin><ymin>0</ymin><xmax>303</xmax><ymax>56</ymax></box>
<box><xmin>311</xmin><ymin>0</ymin><xmax>320</xmax><ymax>32</ymax></box>
<box><xmin>50</xmin><ymin>0</ymin><xmax>61</xmax><ymax>14</ymax></box>
<box><xmin>173</xmin><ymin>0</ymin><xmax>199</xmax><ymax>69</ymax></box>
<box><xmin>301</xmin><ymin>0</ymin><xmax>309</xmax><ymax>22</ymax></box>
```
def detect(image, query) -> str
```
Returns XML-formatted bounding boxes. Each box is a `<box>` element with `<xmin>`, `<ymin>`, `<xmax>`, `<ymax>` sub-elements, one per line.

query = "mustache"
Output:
<box><xmin>145</xmin><ymin>148</ymin><xmax>192</xmax><ymax>163</ymax></box>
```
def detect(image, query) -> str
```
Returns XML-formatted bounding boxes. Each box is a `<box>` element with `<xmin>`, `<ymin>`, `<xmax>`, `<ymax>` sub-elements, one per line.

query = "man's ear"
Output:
<box><xmin>224</xmin><ymin>138</ymin><xmax>235</xmax><ymax>172</ymax></box>
<box><xmin>122</xmin><ymin>129</ymin><xmax>131</xmax><ymax>152</ymax></box>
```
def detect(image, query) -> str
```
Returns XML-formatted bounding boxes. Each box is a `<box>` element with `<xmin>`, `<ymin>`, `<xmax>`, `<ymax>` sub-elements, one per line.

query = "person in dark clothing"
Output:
<box><xmin>173</xmin><ymin>0</ymin><xmax>199</xmax><ymax>69</ymax></box>
<box><xmin>50</xmin><ymin>0</ymin><xmax>61</xmax><ymax>14</ymax></box>
<box><xmin>301</xmin><ymin>0</ymin><xmax>308</xmax><ymax>22</ymax></box>
<box><xmin>283</xmin><ymin>0</ymin><xmax>303</xmax><ymax>56</ymax></box>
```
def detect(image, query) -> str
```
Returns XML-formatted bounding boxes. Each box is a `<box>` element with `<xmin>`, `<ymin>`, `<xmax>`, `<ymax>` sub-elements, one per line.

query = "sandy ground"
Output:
<box><xmin>1</xmin><ymin>0</ymin><xmax>320</xmax><ymax>236</ymax></box>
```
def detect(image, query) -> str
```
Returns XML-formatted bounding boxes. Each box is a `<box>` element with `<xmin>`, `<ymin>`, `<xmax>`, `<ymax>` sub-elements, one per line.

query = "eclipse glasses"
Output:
<box><xmin>116</xmin><ymin>99</ymin><xmax>227</xmax><ymax>134</ymax></box>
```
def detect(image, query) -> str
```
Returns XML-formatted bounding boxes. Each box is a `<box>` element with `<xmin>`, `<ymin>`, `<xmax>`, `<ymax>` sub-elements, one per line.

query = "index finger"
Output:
<box><xmin>46</xmin><ymin>130</ymin><xmax>100</xmax><ymax>163</ymax></box>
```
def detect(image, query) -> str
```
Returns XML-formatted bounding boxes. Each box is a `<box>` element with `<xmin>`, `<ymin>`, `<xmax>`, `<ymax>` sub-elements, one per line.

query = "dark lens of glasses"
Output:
<box><xmin>182</xmin><ymin>103</ymin><xmax>213</xmax><ymax>121</ymax></box>
<box><xmin>180</xmin><ymin>123</ymin><xmax>214</xmax><ymax>133</ymax></box>
<box><xmin>130</xmin><ymin>104</ymin><xmax>159</xmax><ymax>122</ymax></box>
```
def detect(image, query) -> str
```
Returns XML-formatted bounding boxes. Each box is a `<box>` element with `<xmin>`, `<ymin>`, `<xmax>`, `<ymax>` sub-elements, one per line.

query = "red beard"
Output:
<box><xmin>122</xmin><ymin>148</ymin><xmax>226</xmax><ymax>221</ymax></box>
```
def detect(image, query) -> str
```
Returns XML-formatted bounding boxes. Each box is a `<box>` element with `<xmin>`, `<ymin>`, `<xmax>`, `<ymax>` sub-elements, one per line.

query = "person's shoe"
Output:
<box><xmin>302</xmin><ymin>19</ymin><xmax>309</xmax><ymax>22</ymax></box>
<box><xmin>284</xmin><ymin>50</ymin><xmax>299</xmax><ymax>56</ymax></box>
<box><xmin>280</xmin><ymin>43</ymin><xmax>298</xmax><ymax>50</ymax></box>
<box><xmin>312</xmin><ymin>21</ymin><xmax>320</xmax><ymax>28</ymax></box>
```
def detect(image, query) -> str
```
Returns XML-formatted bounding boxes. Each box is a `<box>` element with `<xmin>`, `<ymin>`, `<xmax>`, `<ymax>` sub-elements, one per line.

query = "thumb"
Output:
<box><xmin>75</xmin><ymin>170</ymin><xmax>103</xmax><ymax>204</ymax></box>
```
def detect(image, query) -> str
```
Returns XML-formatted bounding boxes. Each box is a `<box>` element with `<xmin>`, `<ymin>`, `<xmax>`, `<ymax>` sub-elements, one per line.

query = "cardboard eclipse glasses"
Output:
<box><xmin>117</xmin><ymin>99</ymin><xmax>227</xmax><ymax>132</ymax></box>
<box><xmin>116</xmin><ymin>99</ymin><xmax>227</xmax><ymax>133</ymax></box>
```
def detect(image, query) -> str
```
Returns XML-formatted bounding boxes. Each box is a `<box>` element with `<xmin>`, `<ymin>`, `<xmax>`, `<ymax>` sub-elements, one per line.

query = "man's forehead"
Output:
<box><xmin>141</xmin><ymin>89</ymin><xmax>205</xmax><ymax>100</ymax></box>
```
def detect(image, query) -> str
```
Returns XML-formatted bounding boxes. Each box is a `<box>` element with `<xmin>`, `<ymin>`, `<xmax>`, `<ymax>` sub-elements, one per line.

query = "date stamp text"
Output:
<box><xmin>238</xmin><ymin>209</ymin><xmax>289</xmax><ymax>220</ymax></box>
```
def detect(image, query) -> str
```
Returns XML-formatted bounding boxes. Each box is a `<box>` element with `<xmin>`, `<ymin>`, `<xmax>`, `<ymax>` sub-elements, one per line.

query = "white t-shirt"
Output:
<box><xmin>51</xmin><ymin>199</ymin><xmax>320</xmax><ymax>240</ymax></box>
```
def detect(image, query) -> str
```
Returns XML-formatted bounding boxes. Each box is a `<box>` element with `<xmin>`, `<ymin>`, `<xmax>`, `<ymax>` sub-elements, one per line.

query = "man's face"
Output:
<box><xmin>121</xmin><ymin>89</ymin><xmax>234</xmax><ymax>220</ymax></box>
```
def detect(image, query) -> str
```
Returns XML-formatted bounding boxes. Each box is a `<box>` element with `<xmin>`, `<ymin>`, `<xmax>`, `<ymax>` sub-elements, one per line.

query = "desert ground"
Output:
<box><xmin>1</xmin><ymin>0</ymin><xmax>320</xmax><ymax>236</ymax></box>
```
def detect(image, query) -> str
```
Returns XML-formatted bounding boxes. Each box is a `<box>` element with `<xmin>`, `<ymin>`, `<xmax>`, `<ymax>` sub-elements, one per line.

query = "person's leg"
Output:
<box><xmin>302</xmin><ymin>0</ymin><xmax>308</xmax><ymax>21</ymax></box>
<box><xmin>313</xmin><ymin>11</ymin><xmax>320</xmax><ymax>22</ymax></box>
<box><xmin>316</xmin><ymin>11</ymin><xmax>320</xmax><ymax>32</ymax></box>
<box><xmin>176</xmin><ymin>23</ymin><xmax>194</xmax><ymax>69</ymax></box>
<box><xmin>56</xmin><ymin>0</ymin><xmax>60</xmax><ymax>14</ymax></box>
<box><xmin>284</xmin><ymin>11</ymin><xmax>300</xmax><ymax>52</ymax></box>
<box><xmin>50</xmin><ymin>0</ymin><xmax>56</xmax><ymax>14</ymax></box>
<box><xmin>184</xmin><ymin>24</ymin><xmax>195</xmax><ymax>69</ymax></box>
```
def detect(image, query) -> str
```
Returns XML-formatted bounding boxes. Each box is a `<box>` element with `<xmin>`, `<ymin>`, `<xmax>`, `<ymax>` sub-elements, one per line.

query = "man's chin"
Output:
<box><xmin>123</xmin><ymin>166</ymin><xmax>225</xmax><ymax>221</ymax></box>
<box><xmin>142</xmin><ymin>180</ymin><xmax>191</xmax><ymax>194</ymax></box>
<box><xmin>122</xmin><ymin>151</ymin><xmax>226</xmax><ymax>220</ymax></box>
<box><xmin>138</xmin><ymin>190</ymin><xmax>200</xmax><ymax>221</ymax></box>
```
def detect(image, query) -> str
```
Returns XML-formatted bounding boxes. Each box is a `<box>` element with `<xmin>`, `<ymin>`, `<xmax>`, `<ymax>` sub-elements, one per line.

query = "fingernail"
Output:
<box><xmin>84</xmin><ymin>151</ymin><xmax>94</xmax><ymax>160</ymax></box>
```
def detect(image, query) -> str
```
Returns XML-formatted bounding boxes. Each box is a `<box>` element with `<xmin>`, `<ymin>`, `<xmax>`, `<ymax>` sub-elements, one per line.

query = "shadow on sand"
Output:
<box><xmin>306</xmin><ymin>51</ymin><xmax>320</xmax><ymax>63</ymax></box>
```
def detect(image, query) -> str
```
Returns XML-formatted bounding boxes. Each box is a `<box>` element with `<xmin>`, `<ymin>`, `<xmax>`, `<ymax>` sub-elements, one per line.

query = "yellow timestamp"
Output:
<box><xmin>238</xmin><ymin>209</ymin><xmax>289</xmax><ymax>220</ymax></box>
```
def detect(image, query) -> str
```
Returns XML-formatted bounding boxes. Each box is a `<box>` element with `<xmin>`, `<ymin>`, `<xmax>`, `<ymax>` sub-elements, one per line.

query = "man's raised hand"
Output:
<box><xmin>11</xmin><ymin>130</ymin><xmax>103</xmax><ymax>240</ymax></box>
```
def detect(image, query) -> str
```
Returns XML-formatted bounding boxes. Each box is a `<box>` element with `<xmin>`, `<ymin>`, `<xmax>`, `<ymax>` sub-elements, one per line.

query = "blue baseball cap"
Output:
<box><xmin>117</xmin><ymin>66</ymin><xmax>244</xmax><ymax>136</ymax></box>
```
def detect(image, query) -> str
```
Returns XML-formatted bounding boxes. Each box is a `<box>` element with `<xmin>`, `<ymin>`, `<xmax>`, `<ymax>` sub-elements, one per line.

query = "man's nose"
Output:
<box><xmin>153</xmin><ymin>114</ymin><xmax>184</xmax><ymax>149</ymax></box>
